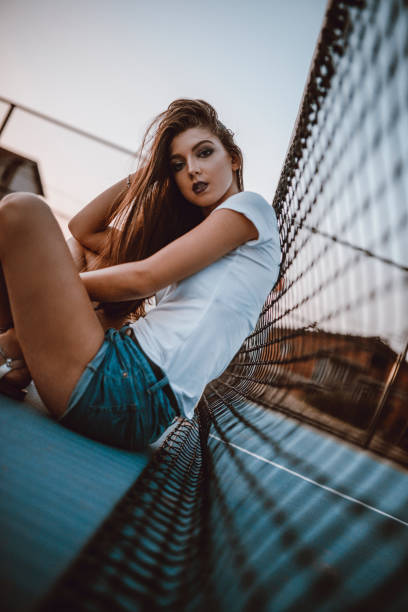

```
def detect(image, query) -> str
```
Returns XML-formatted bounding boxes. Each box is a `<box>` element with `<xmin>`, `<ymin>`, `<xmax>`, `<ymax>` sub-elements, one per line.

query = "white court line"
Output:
<box><xmin>209</xmin><ymin>434</ymin><xmax>408</xmax><ymax>528</ymax></box>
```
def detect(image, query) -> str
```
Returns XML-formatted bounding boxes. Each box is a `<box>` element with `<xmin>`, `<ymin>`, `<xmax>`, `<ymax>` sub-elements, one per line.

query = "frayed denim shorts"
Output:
<box><xmin>59</xmin><ymin>324</ymin><xmax>179</xmax><ymax>451</ymax></box>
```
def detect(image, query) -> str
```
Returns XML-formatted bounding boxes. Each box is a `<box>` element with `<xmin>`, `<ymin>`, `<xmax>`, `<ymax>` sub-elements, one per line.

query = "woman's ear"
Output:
<box><xmin>231</xmin><ymin>153</ymin><xmax>240</xmax><ymax>171</ymax></box>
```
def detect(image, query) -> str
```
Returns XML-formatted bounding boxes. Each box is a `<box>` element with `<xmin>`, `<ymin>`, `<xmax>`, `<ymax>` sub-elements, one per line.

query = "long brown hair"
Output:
<box><xmin>96</xmin><ymin>98</ymin><xmax>244</xmax><ymax>320</ymax></box>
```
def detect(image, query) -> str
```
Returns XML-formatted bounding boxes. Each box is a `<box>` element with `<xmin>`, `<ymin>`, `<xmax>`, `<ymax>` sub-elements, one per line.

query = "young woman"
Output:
<box><xmin>0</xmin><ymin>99</ymin><xmax>281</xmax><ymax>450</ymax></box>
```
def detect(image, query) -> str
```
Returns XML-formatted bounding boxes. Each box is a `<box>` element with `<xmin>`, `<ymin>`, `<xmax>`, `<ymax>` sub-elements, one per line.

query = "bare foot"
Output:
<box><xmin>0</xmin><ymin>328</ymin><xmax>32</xmax><ymax>390</ymax></box>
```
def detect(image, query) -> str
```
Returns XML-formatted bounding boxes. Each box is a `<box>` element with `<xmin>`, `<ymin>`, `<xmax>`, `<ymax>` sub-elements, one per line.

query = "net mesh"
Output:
<box><xmin>37</xmin><ymin>1</ymin><xmax>408</xmax><ymax>610</ymax></box>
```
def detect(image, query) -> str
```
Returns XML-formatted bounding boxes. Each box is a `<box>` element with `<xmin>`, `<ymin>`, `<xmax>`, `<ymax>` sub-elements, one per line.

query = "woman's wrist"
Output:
<box><xmin>80</xmin><ymin>262</ymin><xmax>147</xmax><ymax>303</ymax></box>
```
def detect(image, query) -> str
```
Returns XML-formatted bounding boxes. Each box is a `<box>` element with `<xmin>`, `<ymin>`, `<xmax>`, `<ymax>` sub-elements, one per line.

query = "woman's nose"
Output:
<box><xmin>187</xmin><ymin>158</ymin><xmax>201</xmax><ymax>176</ymax></box>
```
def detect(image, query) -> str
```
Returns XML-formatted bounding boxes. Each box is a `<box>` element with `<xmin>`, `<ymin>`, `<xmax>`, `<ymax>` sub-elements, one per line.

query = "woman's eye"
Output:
<box><xmin>198</xmin><ymin>148</ymin><xmax>213</xmax><ymax>158</ymax></box>
<box><xmin>172</xmin><ymin>162</ymin><xmax>184</xmax><ymax>172</ymax></box>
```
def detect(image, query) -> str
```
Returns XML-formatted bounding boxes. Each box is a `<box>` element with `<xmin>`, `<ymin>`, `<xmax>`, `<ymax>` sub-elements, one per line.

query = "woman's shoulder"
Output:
<box><xmin>215</xmin><ymin>191</ymin><xmax>278</xmax><ymax>240</ymax></box>
<box><xmin>219</xmin><ymin>191</ymin><xmax>276</xmax><ymax>220</ymax></box>
<box><xmin>207</xmin><ymin>191</ymin><xmax>280</xmax><ymax>253</ymax></box>
<box><xmin>222</xmin><ymin>190</ymin><xmax>270</xmax><ymax>206</ymax></box>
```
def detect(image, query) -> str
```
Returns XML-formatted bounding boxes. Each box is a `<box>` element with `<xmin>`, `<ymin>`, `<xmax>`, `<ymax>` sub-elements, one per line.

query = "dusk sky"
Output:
<box><xmin>0</xmin><ymin>0</ymin><xmax>327</xmax><ymax>230</ymax></box>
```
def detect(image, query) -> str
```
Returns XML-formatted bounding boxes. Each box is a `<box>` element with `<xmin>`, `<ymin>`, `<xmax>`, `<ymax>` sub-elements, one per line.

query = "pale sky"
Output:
<box><xmin>0</xmin><ymin>0</ymin><xmax>328</xmax><ymax>228</ymax></box>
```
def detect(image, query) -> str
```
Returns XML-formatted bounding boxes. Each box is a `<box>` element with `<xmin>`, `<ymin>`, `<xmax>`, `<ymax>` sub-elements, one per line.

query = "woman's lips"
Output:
<box><xmin>193</xmin><ymin>181</ymin><xmax>208</xmax><ymax>194</ymax></box>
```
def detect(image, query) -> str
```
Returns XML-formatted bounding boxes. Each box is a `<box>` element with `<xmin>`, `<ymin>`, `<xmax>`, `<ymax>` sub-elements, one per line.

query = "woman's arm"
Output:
<box><xmin>68</xmin><ymin>173</ymin><xmax>135</xmax><ymax>253</ymax></box>
<box><xmin>80</xmin><ymin>208</ymin><xmax>257</xmax><ymax>302</ymax></box>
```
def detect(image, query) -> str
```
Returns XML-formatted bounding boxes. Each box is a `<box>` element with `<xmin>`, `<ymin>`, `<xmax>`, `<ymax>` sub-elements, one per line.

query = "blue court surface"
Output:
<box><xmin>1</xmin><ymin>394</ymin><xmax>407</xmax><ymax>611</ymax></box>
<box><xmin>206</xmin><ymin>399</ymin><xmax>408</xmax><ymax>610</ymax></box>
<box><xmin>0</xmin><ymin>396</ymin><xmax>149</xmax><ymax>612</ymax></box>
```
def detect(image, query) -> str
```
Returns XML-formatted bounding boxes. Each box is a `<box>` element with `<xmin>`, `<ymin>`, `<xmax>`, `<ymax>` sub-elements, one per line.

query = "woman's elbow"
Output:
<box><xmin>68</xmin><ymin>215</ymin><xmax>92</xmax><ymax>242</ymax></box>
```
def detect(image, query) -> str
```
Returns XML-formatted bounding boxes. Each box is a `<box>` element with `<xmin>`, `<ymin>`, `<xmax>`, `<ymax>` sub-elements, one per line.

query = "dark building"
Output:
<box><xmin>254</xmin><ymin>327</ymin><xmax>408</xmax><ymax>459</ymax></box>
<box><xmin>0</xmin><ymin>147</ymin><xmax>45</xmax><ymax>199</ymax></box>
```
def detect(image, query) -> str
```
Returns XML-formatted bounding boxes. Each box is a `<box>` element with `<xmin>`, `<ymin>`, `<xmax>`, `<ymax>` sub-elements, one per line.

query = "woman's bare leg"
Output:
<box><xmin>0</xmin><ymin>193</ymin><xmax>105</xmax><ymax>417</ymax></box>
<box><xmin>0</xmin><ymin>238</ymin><xmax>88</xmax><ymax>393</ymax></box>
<box><xmin>0</xmin><ymin>237</ymin><xmax>98</xmax><ymax>392</ymax></box>
<box><xmin>0</xmin><ymin>235</ymin><xmax>122</xmax><ymax>394</ymax></box>
<box><xmin>0</xmin><ymin>238</ymin><xmax>90</xmax><ymax>333</ymax></box>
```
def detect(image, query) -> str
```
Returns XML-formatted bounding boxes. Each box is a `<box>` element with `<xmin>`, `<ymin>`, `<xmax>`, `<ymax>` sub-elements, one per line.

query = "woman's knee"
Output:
<box><xmin>0</xmin><ymin>193</ymin><xmax>51</xmax><ymax>231</ymax></box>
<box><xmin>1</xmin><ymin>192</ymin><xmax>48</xmax><ymax>209</ymax></box>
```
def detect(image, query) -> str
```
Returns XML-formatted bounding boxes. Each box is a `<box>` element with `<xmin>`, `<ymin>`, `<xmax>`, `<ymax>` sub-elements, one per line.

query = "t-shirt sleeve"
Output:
<box><xmin>210</xmin><ymin>191</ymin><xmax>279</xmax><ymax>247</ymax></box>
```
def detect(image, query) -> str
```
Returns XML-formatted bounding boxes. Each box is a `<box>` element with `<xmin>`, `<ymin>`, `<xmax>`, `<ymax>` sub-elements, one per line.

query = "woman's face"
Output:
<box><xmin>169</xmin><ymin>126</ymin><xmax>240</xmax><ymax>216</ymax></box>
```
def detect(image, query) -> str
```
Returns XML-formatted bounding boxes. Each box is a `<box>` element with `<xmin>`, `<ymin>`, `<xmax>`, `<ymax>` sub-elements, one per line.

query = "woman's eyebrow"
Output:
<box><xmin>170</xmin><ymin>139</ymin><xmax>214</xmax><ymax>160</ymax></box>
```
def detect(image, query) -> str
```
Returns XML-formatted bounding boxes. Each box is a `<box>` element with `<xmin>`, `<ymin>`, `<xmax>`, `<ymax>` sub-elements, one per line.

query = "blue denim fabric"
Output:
<box><xmin>59</xmin><ymin>325</ymin><xmax>178</xmax><ymax>451</ymax></box>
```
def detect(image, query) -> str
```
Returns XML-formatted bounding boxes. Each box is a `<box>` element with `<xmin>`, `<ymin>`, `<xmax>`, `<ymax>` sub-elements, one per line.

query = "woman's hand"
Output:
<box><xmin>66</xmin><ymin>236</ymin><xmax>102</xmax><ymax>271</ymax></box>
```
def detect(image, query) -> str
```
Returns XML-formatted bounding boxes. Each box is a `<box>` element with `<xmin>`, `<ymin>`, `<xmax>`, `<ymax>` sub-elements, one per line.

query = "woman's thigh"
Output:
<box><xmin>0</xmin><ymin>194</ymin><xmax>105</xmax><ymax>416</ymax></box>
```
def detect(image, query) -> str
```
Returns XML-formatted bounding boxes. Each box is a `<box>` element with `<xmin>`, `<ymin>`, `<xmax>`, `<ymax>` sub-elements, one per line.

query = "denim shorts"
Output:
<box><xmin>59</xmin><ymin>325</ymin><xmax>179</xmax><ymax>451</ymax></box>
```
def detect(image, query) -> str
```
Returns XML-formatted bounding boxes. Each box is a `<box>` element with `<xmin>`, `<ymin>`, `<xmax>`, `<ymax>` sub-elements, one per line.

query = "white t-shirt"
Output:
<box><xmin>130</xmin><ymin>191</ymin><xmax>281</xmax><ymax>419</ymax></box>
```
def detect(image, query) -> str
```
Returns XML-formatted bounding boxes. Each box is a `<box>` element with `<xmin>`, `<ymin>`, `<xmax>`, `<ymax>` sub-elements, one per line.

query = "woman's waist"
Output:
<box><xmin>131</xmin><ymin>324</ymin><xmax>245</xmax><ymax>393</ymax></box>
<box><xmin>124</xmin><ymin>326</ymin><xmax>180</xmax><ymax>416</ymax></box>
